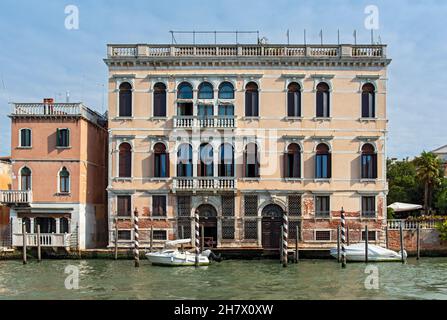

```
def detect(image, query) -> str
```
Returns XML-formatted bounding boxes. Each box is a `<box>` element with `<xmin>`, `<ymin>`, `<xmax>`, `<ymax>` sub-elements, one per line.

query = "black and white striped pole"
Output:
<box><xmin>341</xmin><ymin>207</ymin><xmax>347</xmax><ymax>268</ymax></box>
<box><xmin>195</xmin><ymin>210</ymin><xmax>200</xmax><ymax>267</ymax></box>
<box><xmin>282</xmin><ymin>212</ymin><xmax>288</xmax><ymax>267</ymax></box>
<box><xmin>134</xmin><ymin>208</ymin><xmax>140</xmax><ymax>268</ymax></box>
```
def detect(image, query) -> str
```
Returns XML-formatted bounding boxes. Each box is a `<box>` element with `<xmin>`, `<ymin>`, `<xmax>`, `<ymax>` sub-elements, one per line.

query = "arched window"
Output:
<box><xmin>177</xmin><ymin>82</ymin><xmax>193</xmax><ymax>99</ymax></box>
<box><xmin>119</xmin><ymin>82</ymin><xmax>132</xmax><ymax>117</ymax></box>
<box><xmin>219</xmin><ymin>144</ymin><xmax>234</xmax><ymax>177</ymax></box>
<box><xmin>219</xmin><ymin>82</ymin><xmax>234</xmax><ymax>99</ymax></box>
<box><xmin>59</xmin><ymin>167</ymin><xmax>70</xmax><ymax>193</ymax></box>
<box><xmin>20</xmin><ymin>167</ymin><xmax>31</xmax><ymax>191</ymax></box>
<box><xmin>154</xmin><ymin>143</ymin><xmax>169</xmax><ymax>178</ymax></box>
<box><xmin>198</xmin><ymin>143</ymin><xmax>213</xmax><ymax>177</ymax></box>
<box><xmin>244</xmin><ymin>143</ymin><xmax>260</xmax><ymax>178</ymax></box>
<box><xmin>287</xmin><ymin>82</ymin><xmax>301</xmax><ymax>117</ymax></box>
<box><xmin>20</xmin><ymin>128</ymin><xmax>32</xmax><ymax>147</ymax></box>
<box><xmin>361</xmin><ymin>83</ymin><xmax>375</xmax><ymax>118</ymax></box>
<box><xmin>60</xmin><ymin>217</ymin><xmax>69</xmax><ymax>233</ymax></box>
<box><xmin>285</xmin><ymin>143</ymin><xmax>301</xmax><ymax>178</ymax></box>
<box><xmin>361</xmin><ymin>143</ymin><xmax>377</xmax><ymax>179</ymax></box>
<box><xmin>118</xmin><ymin>143</ymin><xmax>132</xmax><ymax>178</ymax></box>
<box><xmin>153</xmin><ymin>82</ymin><xmax>167</xmax><ymax>117</ymax></box>
<box><xmin>198</xmin><ymin>82</ymin><xmax>214</xmax><ymax>99</ymax></box>
<box><xmin>177</xmin><ymin>144</ymin><xmax>193</xmax><ymax>177</ymax></box>
<box><xmin>316</xmin><ymin>82</ymin><xmax>330</xmax><ymax>118</ymax></box>
<box><xmin>315</xmin><ymin>143</ymin><xmax>331</xmax><ymax>179</ymax></box>
<box><xmin>245</xmin><ymin>82</ymin><xmax>259</xmax><ymax>117</ymax></box>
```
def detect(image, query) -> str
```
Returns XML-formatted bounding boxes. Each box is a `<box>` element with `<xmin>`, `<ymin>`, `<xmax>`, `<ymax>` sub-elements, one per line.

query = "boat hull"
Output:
<box><xmin>145</xmin><ymin>251</ymin><xmax>210</xmax><ymax>267</ymax></box>
<box><xmin>330</xmin><ymin>243</ymin><xmax>407</xmax><ymax>262</ymax></box>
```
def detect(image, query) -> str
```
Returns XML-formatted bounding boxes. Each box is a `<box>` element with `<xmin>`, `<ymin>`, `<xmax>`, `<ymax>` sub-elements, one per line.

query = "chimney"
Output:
<box><xmin>43</xmin><ymin>98</ymin><xmax>54</xmax><ymax>104</ymax></box>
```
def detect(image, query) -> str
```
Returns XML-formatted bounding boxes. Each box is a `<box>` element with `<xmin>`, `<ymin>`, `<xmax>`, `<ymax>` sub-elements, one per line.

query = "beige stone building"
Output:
<box><xmin>104</xmin><ymin>43</ymin><xmax>391</xmax><ymax>252</ymax></box>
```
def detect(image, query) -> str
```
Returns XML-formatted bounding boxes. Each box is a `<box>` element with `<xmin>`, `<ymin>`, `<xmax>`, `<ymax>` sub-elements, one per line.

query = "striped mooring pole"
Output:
<box><xmin>282</xmin><ymin>212</ymin><xmax>288</xmax><ymax>267</ymax></box>
<box><xmin>340</xmin><ymin>207</ymin><xmax>347</xmax><ymax>268</ymax></box>
<box><xmin>134</xmin><ymin>208</ymin><xmax>140</xmax><ymax>268</ymax></box>
<box><xmin>195</xmin><ymin>210</ymin><xmax>200</xmax><ymax>267</ymax></box>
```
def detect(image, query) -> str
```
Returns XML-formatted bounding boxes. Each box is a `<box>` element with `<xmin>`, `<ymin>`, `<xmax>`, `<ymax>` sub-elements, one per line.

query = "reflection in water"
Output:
<box><xmin>0</xmin><ymin>258</ymin><xmax>446</xmax><ymax>300</ymax></box>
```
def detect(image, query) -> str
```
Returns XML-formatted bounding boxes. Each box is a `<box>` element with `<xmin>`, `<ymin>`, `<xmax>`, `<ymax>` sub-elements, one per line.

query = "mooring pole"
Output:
<box><xmin>280</xmin><ymin>228</ymin><xmax>284</xmax><ymax>264</ymax></box>
<box><xmin>180</xmin><ymin>225</ymin><xmax>185</xmax><ymax>251</ymax></box>
<box><xmin>340</xmin><ymin>208</ymin><xmax>347</xmax><ymax>268</ymax></box>
<box><xmin>22</xmin><ymin>223</ymin><xmax>27</xmax><ymax>265</ymax></box>
<box><xmin>337</xmin><ymin>225</ymin><xmax>341</xmax><ymax>263</ymax></box>
<box><xmin>134</xmin><ymin>208</ymin><xmax>140</xmax><ymax>268</ymax></box>
<box><xmin>150</xmin><ymin>225</ymin><xmax>153</xmax><ymax>253</ymax></box>
<box><xmin>295</xmin><ymin>225</ymin><xmax>299</xmax><ymax>263</ymax></box>
<box><xmin>201</xmin><ymin>224</ymin><xmax>205</xmax><ymax>251</ymax></box>
<box><xmin>114</xmin><ymin>218</ymin><xmax>118</xmax><ymax>260</ymax></box>
<box><xmin>37</xmin><ymin>224</ymin><xmax>41</xmax><ymax>262</ymax></box>
<box><xmin>195</xmin><ymin>210</ymin><xmax>200</xmax><ymax>267</ymax></box>
<box><xmin>346</xmin><ymin>225</ymin><xmax>350</xmax><ymax>246</ymax></box>
<box><xmin>385</xmin><ymin>225</ymin><xmax>389</xmax><ymax>249</ymax></box>
<box><xmin>399</xmin><ymin>221</ymin><xmax>405</xmax><ymax>264</ymax></box>
<box><xmin>282</xmin><ymin>212</ymin><xmax>288</xmax><ymax>267</ymax></box>
<box><xmin>416</xmin><ymin>222</ymin><xmax>421</xmax><ymax>260</ymax></box>
<box><xmin>365</xmin><ymin>225</ymin><xmax>369</xmax><ymax>263</ymax></box>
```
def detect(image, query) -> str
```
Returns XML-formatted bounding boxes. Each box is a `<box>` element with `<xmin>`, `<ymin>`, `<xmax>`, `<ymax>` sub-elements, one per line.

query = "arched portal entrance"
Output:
<box><xmin>196</xmin><ymin>204</ymin><xmax>218</xmax><ymax>248</ymax></box>
<box><xmin>261</xmin><ymin>204</ymin><xmax>284</xmax><ymax>249</ymax></box>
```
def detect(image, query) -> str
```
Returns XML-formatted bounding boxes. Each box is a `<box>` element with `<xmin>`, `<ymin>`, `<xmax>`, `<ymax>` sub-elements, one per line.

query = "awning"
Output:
<box><xmin>387</xmin><ymin>202</ymin><xmax>423</xmax><ymax>212</ymax></box>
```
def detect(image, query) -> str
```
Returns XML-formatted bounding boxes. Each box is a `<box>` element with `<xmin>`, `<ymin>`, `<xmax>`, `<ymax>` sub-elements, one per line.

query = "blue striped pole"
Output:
<box><xmin>195</xmin><ymin>210</ymin><xmax>200</xmax><ymax>267</ymax></box>
<box><xmin>341</xmin><ymin>207</ymin><xmax>347</xmax><ymax>268</ymax></box>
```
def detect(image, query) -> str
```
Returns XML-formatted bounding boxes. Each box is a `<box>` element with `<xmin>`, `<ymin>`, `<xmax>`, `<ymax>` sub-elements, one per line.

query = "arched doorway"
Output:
<box><xmin>261</xmin><ymin>204</ymin><xmax>284</xmax><ymax>249</ymax></box>
<box><xmin>196</xmin><ymin>204</ymin><xmax>218</xmax><ymax>248</ymax></box>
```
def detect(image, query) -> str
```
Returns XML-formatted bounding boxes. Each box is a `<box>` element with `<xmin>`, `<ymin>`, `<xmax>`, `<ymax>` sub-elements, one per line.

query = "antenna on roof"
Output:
<box><xmin>168</xmin><ymin>30</ymin><xmax>260</xmax><ymax>44</ymax></box>
<box><xmin>66</xmin><ymin>91</ymin><xmax>70</xmax><ymax>103</ymax></box>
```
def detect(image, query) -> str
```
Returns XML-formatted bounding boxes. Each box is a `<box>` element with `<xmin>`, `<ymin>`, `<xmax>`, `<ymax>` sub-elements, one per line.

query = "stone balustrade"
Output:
<box><xmin>173</xmin><ymin>177</ymin><xmax>236</xmax><ymax>192</ymax></box>
<box><xmin>174</xmin><ymin>116</ymin><xmax>236</xmax><ymax>129</ymax></box>
<box><xmin>0</xmin><ymin>190</ymin><xmax>32</xmax><ymax>205</ymax></box>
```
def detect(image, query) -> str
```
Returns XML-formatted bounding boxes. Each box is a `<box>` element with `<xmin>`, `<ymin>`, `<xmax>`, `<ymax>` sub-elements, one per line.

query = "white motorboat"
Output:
<box><xmin>330</xmin><ymin>243</ymin><xmax>407</xmax><ymax>262</ymax></box>
<box><xmin>145</xmin><ymin>239</ymin><xmax>213</xmax><ymax>266</ymax></box>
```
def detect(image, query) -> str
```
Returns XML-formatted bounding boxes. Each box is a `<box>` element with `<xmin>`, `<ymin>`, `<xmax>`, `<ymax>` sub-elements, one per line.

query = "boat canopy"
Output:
<box><xmin>164</xmin><ymin>239</ymin><xmax>192</xmax><ymax>246</ymax></box>
<box><xmin>387</xmin><ymin>202</ymin><xmax>423</xmax><ymax>212</ymax></box>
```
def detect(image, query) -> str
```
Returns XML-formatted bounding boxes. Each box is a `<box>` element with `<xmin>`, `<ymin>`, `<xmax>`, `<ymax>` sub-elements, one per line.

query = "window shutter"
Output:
<box><xmin>362</xmin><ymin>92</ymin><xmax>369</xmax><ymax>118</ymax></box>
<box><xmin>372</xmin><ymin>154</ymin><xmax>378</xmax><ymax>178</ymax></box>
<box><xmin>166</xmin><ymin>153</ymin><xmax>170</xmax><ymax>177</ymax></box>
<box><xmin>56</xmin><ymin>129</ymin><xmax>60</xmax><ymax>146</ymax></box>
<box><xmin>253</xmin><ymin>92</ymin><xmax>259</xmax><ymax>116</ymax></box>
<box><xmin>287</xmin><ymin>92</ymin><xmax>294</xmax><ymax>116</ymax></box>
<box><xmin>66</xmin><ymin>129</ymin><xmax>70</xmax><ymax>147</ymax></box>
<box><xmin>245</xmin><ymin>92</ymin><xmax>252</xmax><ymax>116</ymax></box>
<box><xmin>327</xmin><ymin>153</ymin><xmax>332</xmax><ymax>178</ymax></box>
<box><xmin>316</xmin><ymin>92</ymin><xmax>323</xmax><ymax>117</ymax></box>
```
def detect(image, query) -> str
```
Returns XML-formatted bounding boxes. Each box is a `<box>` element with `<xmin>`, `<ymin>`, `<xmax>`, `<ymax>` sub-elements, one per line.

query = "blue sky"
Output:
<box><xmin>0</xmin><ymin>0</ymin><xmax>446</xmax><ymax>158</ymax></box>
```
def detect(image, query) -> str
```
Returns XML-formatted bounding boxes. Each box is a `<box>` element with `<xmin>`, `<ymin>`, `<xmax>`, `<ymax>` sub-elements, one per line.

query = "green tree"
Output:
<box><xmin>387</xmin><ymin>159</ymin><xmax>420</xmax><ymax>205</ymax></box>
<box><xmin>413</xmin><ymin>152</ymin><xmax>443</xmax><ymax>214</ymax></box>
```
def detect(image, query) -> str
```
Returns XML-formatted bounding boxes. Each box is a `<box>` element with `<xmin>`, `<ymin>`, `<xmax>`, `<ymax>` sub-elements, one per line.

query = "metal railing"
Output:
<box><xmin>0</xmin><ymin>190</ymin><xmax>32</xmax><ymax>204</ymax></box>
<box><xmin>108</xmin><ymin>44</ymin><xmax>387</xmax><ymax>59</ymax></box>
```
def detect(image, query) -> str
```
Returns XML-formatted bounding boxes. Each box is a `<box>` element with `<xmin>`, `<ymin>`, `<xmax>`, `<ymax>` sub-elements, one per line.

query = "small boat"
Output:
<box><xmin>145</xmin><ymin>239</ymin><xmax>221</xmax><ymax>267</ymax></box>
<box><xmin>330</xmin><ymin>243</ymin><xmax>407</xmax><ymax>262</ymax></box>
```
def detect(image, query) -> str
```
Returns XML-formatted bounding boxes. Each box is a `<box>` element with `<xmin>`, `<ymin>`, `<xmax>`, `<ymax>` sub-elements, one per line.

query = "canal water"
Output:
<box><xmin>0</xmin><ymin>258</ymin><xmax>447</xmax><ymax>300</ymax></box>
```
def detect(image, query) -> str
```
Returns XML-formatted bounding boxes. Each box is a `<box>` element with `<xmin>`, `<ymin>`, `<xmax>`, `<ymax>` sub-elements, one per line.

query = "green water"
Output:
<box><xmin>0</xmin><ymin>258</ymin><xmax>447</xmax><ymax>300</ymax></box>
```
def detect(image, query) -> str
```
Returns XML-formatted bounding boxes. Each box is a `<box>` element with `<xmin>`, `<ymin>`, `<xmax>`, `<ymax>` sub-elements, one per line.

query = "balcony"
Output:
<box><xmin>13</xmin><ymin>233</ymin><xmax>71</xmax><ymax>248</ymax></box>
<box><xmin>10</xmin><ymin>102</ymin><xmax>105</xmax><ymax>125</ymax></box>
<box><xmin>107</xmin><ymin>44</ymin><xmax>386</xmax><ymax>59</ymax></box>
<box><xmin>174</xmin><ymin>116</ymin><xmax>236</xmax><ymax>129</ymax></box>
<box><xmin>0</xmin><ymin>190</ymin><xmax>32</xmax><ymax>205</ymax></box>
<box><xmin>173</xmin><ymin>177</ymin><xmax>237</xmax><ymax>192</ymax></box>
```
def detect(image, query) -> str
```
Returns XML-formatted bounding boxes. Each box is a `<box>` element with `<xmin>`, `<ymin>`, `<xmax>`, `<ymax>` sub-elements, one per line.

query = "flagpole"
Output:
<box><xmin>304</xmin><ymin>29</ymin><xmax>306</xmax><ymax>45</ymax></box>
<box><xmin>337</xmin><ymin>29</ymin><xmax>340</xmax><ymax>45</ymax></box>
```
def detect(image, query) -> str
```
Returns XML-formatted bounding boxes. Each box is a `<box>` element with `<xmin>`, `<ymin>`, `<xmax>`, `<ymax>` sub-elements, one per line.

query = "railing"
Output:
<box><xmin>10</xmin><ymin>103</ymin><xmax>105</xmax><ymax>124</ymax></box>
<box><xmin>12</xmin><ymin>233</ymin><xmax>71</xmax><ymax>247</ymax></box>
<box><xmin>108</xmin><ymin>44</ymin><xmax>387</xmax><ymax>59</ymax></box>
<box><xmin>0</xmin><ymin>190</ymin><xmax>32</xmax><ymax>204</ymax></box>
<box><xmin>387</xmin><ymin>219</ymin><xmax>443</xmax><ymax>230</ymax></box>
<box><xmin>173</xmin><ymin>177</ymin><xmax>237</xmax><ymax>191</ymax></box>
<box><xmin>174</xmin><ymin>116</ymin><xmax>236</xmax><ymax>128</ymax></box>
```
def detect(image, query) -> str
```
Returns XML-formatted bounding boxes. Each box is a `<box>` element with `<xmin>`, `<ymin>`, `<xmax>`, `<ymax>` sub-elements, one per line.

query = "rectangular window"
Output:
<box><xmin>177</xmin><ymin>196</ymin><xmax>191</xmax><ymax>217</ymax></box>
<box><xmin>177</xmin><ymin>103</ymin><xmax>193</xmax><ymax>116</ymax></box>
<box><xmin>244</xmin><ymin>195</ymin><xmax>258</xmax><ymax>216</ymax></box>
<box><xmin>315</xmin><ymin>196</ymin><xmax>330</xmax><ymax>218</ymax></box>
<box><xmin>218</xmin><ymin>105</ymin><xmax>234</xmax><ymax>116</ymax></box>
<box><xmin>361</xmin><ymin>196</ymin><xmax>376</xmax><ymax>218</ymax></box>
<box><xmin>56</xmin><ymin>129</ymin><xmax>70</xmax><ymax>147</ymax></box>
<box><xmin>222</xmin><ymin>219</ymin><xmax>235</xmax><ymax>240</ymax></box>
<box><xmin>289</xmin><ymin>220</ymin><xmax>301</xmax><ymax>240</ymax></box>
<box><xmin>361</xmin><ymin>154</ymin><xmax>378</xmax><ymax>179</ymax></box>
<box><xmin>118</xmin><ymin>230</ymin><xmax>131</xmax><ymax>240</ymax></box>
<box><xmin>361</xmin><ymin>231</ymin><xmax>377</xmax><ymax>241</ymax></box>
<box><xmin>244</xmin><ymin>220</ymin><xmax>258</xmax><ymax>240</ymax></box>
<box><xmin>315</xmin><ymin>230</ymin><xmax>331</xmax><ymax>241</ymax></box>
<box><xmin>153</xmin><ymin>230</ymin><xmax>167</xmax><ymax>240</ymax></box>
<box><xmin>287</xmin><ymin>91</ymin><xmax>301</xmax><ymax>117</ymax></box>
<box><xmin>152</xmin><ymin>195</ymin><xmax>167</xmax><ymax>217</ymax></box>
<box><xmin>20</xmin><ymin>129</ymin><xmax>31</xmax><ymax>147</ymax></box>
<box><xmin>222</xmin><ymin>196</ymin><xmax>235</xmax><ymax>216</ymax></box>
<box><xmin>177</xmin><ymin>218</ymin><xmax>191</xmax><ymax>239</ymax></box>
<box><xmin>288</xmin><ymin>195</ymin><xmax>302</xmax><ymax>216</ymax></box>
<box><xmin>117</xmin><ymin>195</ymin><xmax>131</xmax><ymax>217</ymax></box>
<box><xmin>316</xmin><ymin>154</ymin><xmax>331</xmax><ymax>178</ymax></box>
